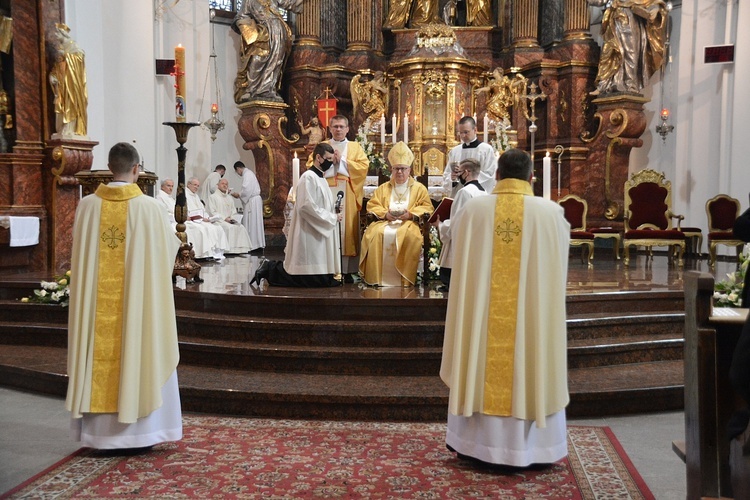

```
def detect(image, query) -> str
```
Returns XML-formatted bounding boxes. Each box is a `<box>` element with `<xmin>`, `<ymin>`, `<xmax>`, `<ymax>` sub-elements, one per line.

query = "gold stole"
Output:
<box><xmin>90</xmin><ymin>183</ymin><xmax>142</xmax><ymax>412</ymax></box>
<box><xmin>483</xmin><ymin>179</ymin><xmax>530</xmax><ymax>416</ymax></box>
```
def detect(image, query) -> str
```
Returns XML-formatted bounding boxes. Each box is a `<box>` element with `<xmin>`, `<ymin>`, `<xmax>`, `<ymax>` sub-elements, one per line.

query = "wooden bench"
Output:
<box><xmin>682</xmin><ymin>271</ymin><xmax>749</xmax><ymax>499</ymax></box>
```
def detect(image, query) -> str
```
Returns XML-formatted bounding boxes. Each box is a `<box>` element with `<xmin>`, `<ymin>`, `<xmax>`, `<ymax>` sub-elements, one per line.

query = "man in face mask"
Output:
<box><xmin>432</xmin><ymin>157</ymin><xmax>488</xmax><ymax>290</ymax></box>
<box><xmin>252</xmin><ymin>143</ymin><xmax>342</xmax><ymax>287</ymax></box>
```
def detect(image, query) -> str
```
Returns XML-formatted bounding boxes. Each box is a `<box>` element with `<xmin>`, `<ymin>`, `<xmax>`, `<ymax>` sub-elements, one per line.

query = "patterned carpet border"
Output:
<box><xmin>1</xmin><ymin>416</ymin><xmax>654</xmax><ymax>499</ymax></box>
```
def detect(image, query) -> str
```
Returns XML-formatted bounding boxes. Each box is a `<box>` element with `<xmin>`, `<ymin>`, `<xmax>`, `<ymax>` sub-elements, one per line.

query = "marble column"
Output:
<box><xmin>564</xmin><ymin>0</ymin><xmax>592</xmax><ymax>41</ymax></box>
<box><xmin>512</xmin><ymin>0</ymin><xmax>540</xmax><ymax>48</ymax></box>
<box><xmin>237</xmin><ymin>102</ymin><xmax>297</xmax><ymax>245</ymax></box>
<box><xmin>347</xmin><ymin>0</ymin><xmax>373</xmax><ymax>51</ymax></box>
<box><xmin>296</xmin><ymin>0</ymin><xmax>321</xmax><ymax>46</ymax></box>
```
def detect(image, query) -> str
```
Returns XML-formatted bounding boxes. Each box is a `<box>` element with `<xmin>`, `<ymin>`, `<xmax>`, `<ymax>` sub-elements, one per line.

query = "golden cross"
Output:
<box><xmin>101</xmin><ymin>225</ymin><xmax>125</xmax><ymax>249</ymax></box>
<box><xmin>520</xmin><ymin>81</ymin><xmax>547</xmax><ymax>124</ymax></box>
<box><xmin>495</xmin><ymin>218</ymin><xmax>521</xmax><ymax>244</ymax></box>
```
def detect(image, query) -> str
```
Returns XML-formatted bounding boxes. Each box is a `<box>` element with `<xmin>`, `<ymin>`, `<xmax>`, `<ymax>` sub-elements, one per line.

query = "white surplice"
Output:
<box><xmin>207</xmin><ymin>190</ymin><xmax>252</xmax><ymax>254</ymax></box>
<box><xmin>186</xmin><ymin>189</ymin><xmax>229</xmax><ymax>259</ymax></box>
<box><xmin>442</xmin><ymin>140</ymin><xmax>497</xmax><ymax>195</ymax></box>
<box><xmin>200</xmin><ymin>171</ymin><xmax>222</xmax><ymax>203</ymax></box>
<box><xmin>437</xmin><ymin>180</ymin><xmax>487</xmax><ymax>270</ymax></box>
<box><xmin>284</xmin><ymin>169</ymin><xmax>340</xmax><ymax>275</ymax></box>
<box><xmin>157</xmin><ymin>189</ymin><xmax>212</xmax><ymax>259</ymax></box>
<box><xmin>239</xmin><ymin>168</ymin><xmax>265</xmax><ymax>251</ymax></box>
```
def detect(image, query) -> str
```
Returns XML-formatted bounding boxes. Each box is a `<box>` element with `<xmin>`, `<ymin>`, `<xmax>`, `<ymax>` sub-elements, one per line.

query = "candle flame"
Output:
<box><xmin>661</xmin><ymin>108</ymin><xmax>670</xmax><ymax>119</ymax></box>
<box><xmin>294</xmin><ymin>151</ymin><xmax>298</xmax><ymax>159</ymax></box>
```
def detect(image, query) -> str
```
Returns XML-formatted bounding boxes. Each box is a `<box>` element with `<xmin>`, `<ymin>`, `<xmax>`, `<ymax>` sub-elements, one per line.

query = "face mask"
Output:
<box><xmin>458</xmin><ymin>174</ymin><xmax>467</xmax><ymax>185</ymax></box>
<box><xmin>319</xmin><ymin>158</ymin><xmax>333</xmax><ymax>171</ymax></box>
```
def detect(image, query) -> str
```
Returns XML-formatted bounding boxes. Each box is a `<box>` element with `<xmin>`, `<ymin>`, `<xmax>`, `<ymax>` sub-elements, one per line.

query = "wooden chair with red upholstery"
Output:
<box><xmin>558</xmin><ymin>194</ymin><xmax>595</xmax><ymax>267</ymax></box>
<box><xmin>622</xmin><ymin>169</ymin><xmax>687</xmax><ymax>266</ymax></box>
<box><xmin>706</xmin><ymin>194</ymin><xmax>744</xmax><ymax>268</ymax></box>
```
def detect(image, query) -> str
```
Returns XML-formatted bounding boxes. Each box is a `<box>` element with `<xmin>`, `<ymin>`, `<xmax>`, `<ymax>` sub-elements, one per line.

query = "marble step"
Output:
<box><xmin>0</xmin><ymin>344</ymin><xmax>684</xmax><ymax>420</ymax></box>
<box><xmin>567</xmin><ymin>333</ymin><xmax>683</xmax><ymax>368</ymax></box>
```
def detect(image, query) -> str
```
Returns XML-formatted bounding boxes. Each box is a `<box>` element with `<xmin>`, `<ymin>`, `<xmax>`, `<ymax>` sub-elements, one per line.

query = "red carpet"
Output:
<box><xmin>2</xmin><ymin>416</ymin><xmax>653</xmax><ymax>499</ymax></box>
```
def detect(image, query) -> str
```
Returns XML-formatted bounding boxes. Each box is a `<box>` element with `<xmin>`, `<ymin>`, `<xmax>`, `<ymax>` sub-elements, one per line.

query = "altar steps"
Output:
<box><xmin>0</xmin><ymin>284</ymin><xmax>687</xmax><ymax>420</ymax></box>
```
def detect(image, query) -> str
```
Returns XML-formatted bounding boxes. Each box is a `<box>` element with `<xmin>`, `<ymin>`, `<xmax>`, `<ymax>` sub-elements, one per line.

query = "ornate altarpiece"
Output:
<box><xmin>234</xmin><ymin>0</ymin><xmax>653</xmax><ymax>242</ymax></box>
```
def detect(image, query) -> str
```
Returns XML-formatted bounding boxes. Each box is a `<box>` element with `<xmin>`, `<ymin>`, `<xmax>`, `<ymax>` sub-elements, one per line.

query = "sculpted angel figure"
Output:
<box><xmin>475</xmin><ymin>68</ymin><xmax>527</xmax><ymax>123</ymax></box>
<box><xmin>232</xmin><ymin>0</ymin><xmax>304</xmax><ymax>103</ymax></box>
<box><xmin>351</xmin><ymin>72</ymin><xmax>388</xmax><ymax>127</ymax></box>
<box><xmin>49</xmin><ymin>23</ymin><xmax>88</xmax><ymax>137</ymax></box>
<box><xmin>588</xmin><ymin>0</ymin><xmax>668</xmax><ymax>94</ymax></box>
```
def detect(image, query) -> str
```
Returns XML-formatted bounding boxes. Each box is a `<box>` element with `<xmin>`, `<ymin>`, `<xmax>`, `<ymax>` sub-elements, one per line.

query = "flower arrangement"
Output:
<box><xmin>356</xmin><ymin>121</ymin><xmax>389</xmax><ymax>177</ymax></box>
<box><xmin>490</xmin><ymin>117</ymin><xmax>511</xmax><ymax>155</ymax></box>
<box><xmin>21</xmin><ymin>270</ymin><xmax>71</xmax><ymax>307</ymax></box>
<box><xmin>713</xmin><ymin>244</ymin><xmax>749</xmax><ymax>307</ymax></box>
<box><xmin>426</xmin><ymin>226</ymin><xmax>441</xmax><ymax>281</ymax></box>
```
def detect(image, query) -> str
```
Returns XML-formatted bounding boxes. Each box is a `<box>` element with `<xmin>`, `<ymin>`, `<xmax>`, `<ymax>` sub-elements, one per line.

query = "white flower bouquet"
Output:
<box><xmin>21</xmin><ymin>270</ymin><xmax>71</xmax><ymax>307</ymax></box>
<box><xmin>713</xmin><ymin>244</ymin><xmax>749</xmax><ymax>307</ymax></box>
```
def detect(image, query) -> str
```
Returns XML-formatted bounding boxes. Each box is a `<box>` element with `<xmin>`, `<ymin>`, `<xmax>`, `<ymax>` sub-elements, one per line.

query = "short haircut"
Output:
<box><xmin>329</xmin><ymin>115</ymin><xmax>349</xmax><ymax>126</ymax></box>
<box><xmin>459</xmin><ymin>157</ymin><xmax>481</xmax><ymax>175</ymax></box>
<box><xmin>108</xmin><ymin>142</ymin><xmax>140</xmax><ymax>175</ymax></box>
<box><xmin>233</xmin><ymin>161</ymin><xmax>245</xmax><ymax>171</ymax></box>
<box><xmin>497</xmin><ymin>148</ymin><xmax>532</xmax><ymax>181</ymax></box>
<box><xmin>215</xmin><ymin>164</ymin><xmax>226</xmax><ymax>172</ymax></box>
<box><xmin>458</xmin><ymin>116</ymin><xmax>476</xmax><ymax>128</ymax></box>
<box><xmin>188</xmin><ymin>177</ymin><xmax>199</xmax><ymax>185</ymax></box>
<box><xmin>160</xmin><ymin>178</ymin><xmax>174</xmax><ymax>188</ymax></box>
<box><xmin>314</xmin><ymin>142</ymin><xmax>334</xmax><ymax>159</ymax></box>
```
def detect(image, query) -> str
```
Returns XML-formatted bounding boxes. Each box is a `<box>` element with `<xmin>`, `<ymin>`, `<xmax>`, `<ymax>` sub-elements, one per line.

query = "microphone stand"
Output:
<box><xmin>335</xmin><ymin>192</ymin><xmax>344</xmax><ymax>286</ymax></box>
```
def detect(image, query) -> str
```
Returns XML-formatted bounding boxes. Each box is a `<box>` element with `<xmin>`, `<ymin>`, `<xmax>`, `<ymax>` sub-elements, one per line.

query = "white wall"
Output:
<box><xmin>64</xmin><ymin>1</ymin><xmax>255</xmax><ymax>198</ymax></box>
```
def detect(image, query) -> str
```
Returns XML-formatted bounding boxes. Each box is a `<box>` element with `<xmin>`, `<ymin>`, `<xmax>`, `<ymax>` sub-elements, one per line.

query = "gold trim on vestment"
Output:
<box><xmin>90</xmin><ymin>183</ymin><xmax>142</xmax><ymax>412</ymax></box>
<box><xmin>483</xmin><ymin>178</ymin><xmax>531</xmax><ymax>416</ymax></box>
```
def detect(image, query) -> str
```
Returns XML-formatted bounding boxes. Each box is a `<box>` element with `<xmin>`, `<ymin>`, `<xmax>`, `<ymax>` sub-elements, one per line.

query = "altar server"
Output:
<box><xmin>442</xmin><ymin>116</ymin><xmax>497</xmax><ymax>196</ymax></box>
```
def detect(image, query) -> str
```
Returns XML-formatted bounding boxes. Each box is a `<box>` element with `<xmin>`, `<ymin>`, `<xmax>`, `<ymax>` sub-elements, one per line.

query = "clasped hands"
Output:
<box><xmin>385</xmin><ymin>210</ymin><xmax>412</xmax><ymax>222</ymax></box>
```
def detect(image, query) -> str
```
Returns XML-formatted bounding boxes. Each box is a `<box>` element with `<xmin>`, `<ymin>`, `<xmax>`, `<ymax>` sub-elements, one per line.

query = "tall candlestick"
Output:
<box><xmin>292</xmin><ymin>152</ymin><xmax>300</xmax><ymax>192</ymax></box>
<box><xmin>483</xmin><ymin>114</ymin><xmax>489</xmax><ymax>143</ymax></box>
<box><xmin>392</xmin><ymin>113</ymin><xmax>397</xmax><ymax>145</ymax></box>
<box><xmin>380</xmin><ymin>114</ymin><xmax>386</xmax><ymax>146</ymax></box>
<box><xmin>174</xmin><ymin>44</ymin><xmax>186</xmax><ymax>122</ymax></box>
<box><xmin>543</xmin><ymin>152</ymin><xmax>551</xmax><ymax>200</ymax></box>
<box><xmin>404</xmin><ymin>113</ymin><xmax>409</xmax><ymax>143</ymax></box>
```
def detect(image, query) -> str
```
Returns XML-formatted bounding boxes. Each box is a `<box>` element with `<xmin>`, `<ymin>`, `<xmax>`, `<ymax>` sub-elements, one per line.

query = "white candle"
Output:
<box><xmin>392</xmin><ymin>113</ymin><xmax>397</xmax><ymax>145</ymax></box>
<box><xmin>404</xmin><ymin>113</ymin><xmax>409</xmax><ymax>143</ymax></box>
<box><xmin>292</xmin><ymin>152</ymin><xmax>300</xmax><ymax>192</ymax></box>
<box><xmin>380</xmin><ymin>114</ymin><xmax>386</xmax><ymax>146</ymax></box>
<box><xmin>483</xmin><ymin>114</ymin><xmax>489</xmax><ymax>143</ymax></box>
<box><xmin>543</xmin><ymin>152</ymin><xmax>551</xmax><ymax>200</ymax></box>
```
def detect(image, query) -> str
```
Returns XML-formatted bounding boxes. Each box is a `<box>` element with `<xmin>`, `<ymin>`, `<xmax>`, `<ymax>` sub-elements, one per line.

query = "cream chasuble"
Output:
<box><xmin>440</xmin><ymin>178</ymin><xmax>570</xmax><ymax>427</ymax></box>
<box><xmin>66</xmin><ymin>183</ymin><xmax>181</xmax><ymax>424</ymax></box>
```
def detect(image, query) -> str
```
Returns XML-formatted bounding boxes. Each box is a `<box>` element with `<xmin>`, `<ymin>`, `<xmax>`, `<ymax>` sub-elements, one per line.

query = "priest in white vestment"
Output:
<box><xmin>305</xmin><ymin>115</ymin><xmax>368</xmax><ymax>277</ymax></box>
<box><xmin>207</xmin><ymin>178</ymin><xmax>251</xmax><ymax>254</ymax></box>
<box><xmin>359</xmin><ymin>141</ymin><xmax>433</xmax><ymax>287</ymax></box>
<box><xmin>186</xmin><ymin>177</ymin><xmax>229</xmax><ymax>260</ymax></box>
<box><xmin>157</xmin><ymin>178</ymin><xmax>213</xmax><ymax>259</ymax></box>
<box><xmin>434</xmin><ymin>157</ymin><xmax>488</xmax><ymax>290</ymax></box>
<box><xmin>252</xmin><ymin>143</ymin><xmax>341</xmax><ymax>287</ymax></box>
<box><xmin>199</xmin><ymin>164</ymin><xmax>225</xmax><ymax>203</ymax></box>
<box><xmin>66</xmin><ymin>142</ymin><xmax>182</xmax><ymax>450</ymax></box>
<box><xmin>442</xmin><ymin>116</ymin><xmax>497</xmax><ymax>196</ymax></box>
<box><xmin>440</xmin><ymin>148</ymin><xmax>571</xmax><ymax>467</ymax></box>
<box><xmin>233</xmin><ymin>161</ymin><xmax>265</xmax><ymax>252</ymax></box>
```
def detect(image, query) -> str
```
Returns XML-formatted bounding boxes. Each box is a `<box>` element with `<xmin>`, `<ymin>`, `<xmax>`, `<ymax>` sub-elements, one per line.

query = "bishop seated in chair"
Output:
<box><xmin>359</xmin><ymin>141</ymin><xmax>433</xmax><ymax>286</ymax></box>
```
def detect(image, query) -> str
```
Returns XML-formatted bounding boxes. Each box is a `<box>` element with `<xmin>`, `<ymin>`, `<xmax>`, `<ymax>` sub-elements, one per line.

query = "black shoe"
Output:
<box><xmin>250</xmin><ymin>259</ymin><xmax>271</xmax><ymax>286</ymax></box>
<box><xmin>437</xmin><ymin>285</ymin><xmax>449</xmax><ymax>292</ymax></box>
<box><xmin>344</xmin><ymin>274</ymin><xmax>354</xmax><ymax>284</ymax></box>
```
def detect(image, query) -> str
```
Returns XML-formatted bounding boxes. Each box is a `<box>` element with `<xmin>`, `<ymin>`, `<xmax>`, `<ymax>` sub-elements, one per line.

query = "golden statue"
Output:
<box><xmin>475</xmin><ymin>68</ymin><xmax>527</xmax><ymax>123</ymax></box>
<box><xmin>588</xmin><ymin>0</ymin><xmax>668</xmax><ymax>94</ymax></box>
<box><xmin>466</xmin><ymin>0</ymin><xmax>493</xmax><ymax>26</ymax></box>
<box><xmin>232</xmin><ymin>0</ymin><xmax>304</xmax><ymax>103</ymax></box>
<box><xmin>351</xmin><ymin>71</ymin><xmax>388</xmax><ymax>127</ymax></box>
<box><xmin>49</xmin><ymin>23</ymin><xmax>88</xmax><ymax>137</ymax></box>
<box><xmin>385</xmin><ymin>0</ymin><xmax>441</xmax><ymax>29</ymax></box>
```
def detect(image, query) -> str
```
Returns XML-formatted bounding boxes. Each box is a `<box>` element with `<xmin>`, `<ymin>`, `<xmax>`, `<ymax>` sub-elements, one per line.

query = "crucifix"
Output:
<box><xmin>519</xmin><ymin>81</ymin><xmax>547</xmax><ymax>163</ymax></box>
